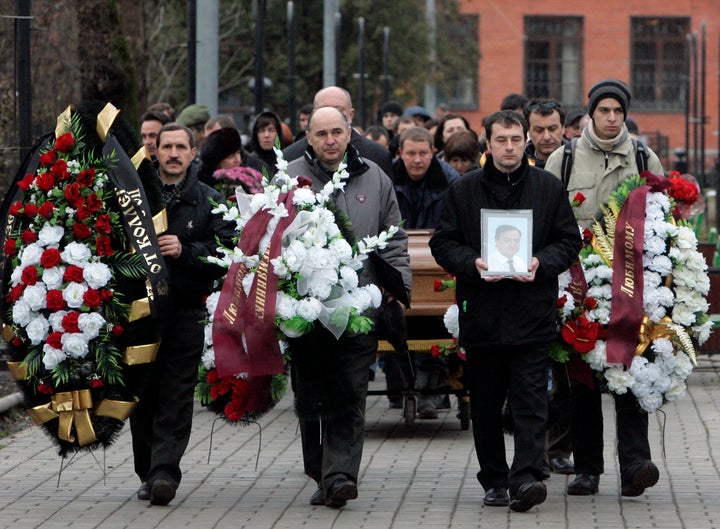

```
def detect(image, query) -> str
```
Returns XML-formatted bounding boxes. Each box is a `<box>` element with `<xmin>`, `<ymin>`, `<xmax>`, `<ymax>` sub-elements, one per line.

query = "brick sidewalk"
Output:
<box><xmin>1</xmin><ymin>356</ymin><xmax>720</xmax><ymax>529</ymax></box>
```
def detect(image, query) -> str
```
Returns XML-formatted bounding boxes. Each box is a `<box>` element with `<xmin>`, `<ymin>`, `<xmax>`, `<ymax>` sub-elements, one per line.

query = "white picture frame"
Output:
<box><xmin>481</xmin><ymin>209</ymin><xmax>533</xmax><ymax>277</ymax></box>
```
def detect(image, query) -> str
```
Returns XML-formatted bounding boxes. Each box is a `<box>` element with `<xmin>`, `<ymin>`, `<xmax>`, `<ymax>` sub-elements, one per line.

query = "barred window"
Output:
<box><xmin>524</xmin><ymin>16</ymin><xmax>583</xmax><ymax>107</ymax></box>
<box><xmin>439</xmin><ymin>14</ymin><xmax>479</xmax><ymax>110</ymax></box>
<box><xmin>631</xmin><ymin>17</ymin><xmax>689</xmax><ymax>111</ymax></box>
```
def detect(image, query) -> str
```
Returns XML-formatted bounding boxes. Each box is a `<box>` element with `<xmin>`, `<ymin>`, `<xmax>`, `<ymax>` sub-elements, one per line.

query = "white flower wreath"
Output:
<box><xmin>558</xmin><ymin>180</ymin><xmax>713</xmax><ymax>412</ymax></box>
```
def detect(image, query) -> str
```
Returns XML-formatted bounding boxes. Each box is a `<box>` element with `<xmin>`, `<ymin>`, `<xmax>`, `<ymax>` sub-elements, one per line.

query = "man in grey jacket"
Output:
<box><xmin>286</xmin><ymin>106</ymin><xmax>411</xmax><ymax>509</ymax></box>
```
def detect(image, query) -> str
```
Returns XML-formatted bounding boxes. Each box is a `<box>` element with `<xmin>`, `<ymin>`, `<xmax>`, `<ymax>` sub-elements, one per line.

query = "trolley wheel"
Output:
<box><xmin>458</xmin><ymin>399</ymin><xmax>470</xmax><ymax>430</ymax></box>
<box><xmin>404</xmin><ymin>395</ymin><xmax>416</xmax><ymax>427</ymax></box>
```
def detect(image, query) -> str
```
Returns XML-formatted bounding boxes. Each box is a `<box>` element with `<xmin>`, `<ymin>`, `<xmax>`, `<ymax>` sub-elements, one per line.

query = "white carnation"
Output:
<box><xmin>276</xmin><ymin>292</ymin><xmax>298</xmax><ymax>320</ymax></box>
<box><xmin>19</xmin><ymin>243</ymin><xmax>44</xmax><ymax>267</ymax></box>
<box><xmin>42</xmin><ymin>345</ymin><xmax>66</xmax><ymax>371</ymax></box>
<box><xmin>205</xmin><ymin>291</ymin><xmax>221</xmax><ymax>316</ymax></box>
<box><xmin>296</xmin><ymin>297</ymin><xmax>323</xmax><ymax>322</ymax></box>
<box><xmin>604</xmin><ymin>366</ymin><xmax>633</xmax><ymax>394</ymax></box>
<box><xmin>22</xmin><ymin>283</ymin><xmax>47</xmax><ymax>311</ymax></box>
<box><xmin>48</xmin><ymin>310</ymin><xmax>68</xmax><ymax>332</ymax></box>
<box><xmin>444</xmin><ymin>304</ymin><xmax>460</xmax><ymax>338</ymax></box>
<box><xmin>339</xmin><ymin>266</ymin><xmax>359</xmax><ymax>290</ymax></box>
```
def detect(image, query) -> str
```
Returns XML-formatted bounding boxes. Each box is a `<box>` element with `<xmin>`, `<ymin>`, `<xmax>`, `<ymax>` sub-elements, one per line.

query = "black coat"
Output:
<box><xmin>429</xmin><ymin>156</ymin><xmax>581</xmax><ymax>348</ymax></box>
<box><xmin>163</xmin><ymin>164</ymin><xmax>236</xmax><ymax>308</ymax></box>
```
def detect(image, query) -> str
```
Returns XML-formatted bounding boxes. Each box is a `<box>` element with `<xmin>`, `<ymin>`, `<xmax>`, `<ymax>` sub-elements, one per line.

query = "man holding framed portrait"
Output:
<box><xmin>430</xmin><ymin>110</ymin><xmax>581</xmax><ymax>512</ymax></box>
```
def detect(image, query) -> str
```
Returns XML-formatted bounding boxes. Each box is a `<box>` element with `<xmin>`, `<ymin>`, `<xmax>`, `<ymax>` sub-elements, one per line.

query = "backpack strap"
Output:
<box><xmin>560</xmin><ymin>138</ymin><xmax>577</xmax><ymax>189</ymax></box>
<box><xmin>632</xmin><ymin>137</ymin><xmax>649</xmax><ymax>173</ymax></box>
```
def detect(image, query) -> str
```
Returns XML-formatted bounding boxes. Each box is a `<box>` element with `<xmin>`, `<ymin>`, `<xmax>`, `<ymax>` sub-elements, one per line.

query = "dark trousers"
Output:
<box><xmin>547</xmin><ymin>361</ymin><xmax>573</xmax><ymax>460</ymax></box>
<box><xmin>465</xmin><ymin>343</ymin><xmax>549</xmax><ymax>495</ymax></box>
<box><xmin>130</xmin><ymin>308</ymin><xmax>205</xmax><ymax>489</ymax></box>
<box><xmin>291</xmin><ymin>330</ymin><xmax>377</xmax><ymax>493</ymax></box>
<box><xmin>570</xmin><ymin>377</ymin><xmax>651</xmax><ymax>477</ymax></box>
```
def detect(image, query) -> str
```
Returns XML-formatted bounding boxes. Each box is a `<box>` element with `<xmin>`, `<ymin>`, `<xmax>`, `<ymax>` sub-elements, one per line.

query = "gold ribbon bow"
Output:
<box><xmin>28</xmin><ymin>390</ymin><xmax>97</xmax><ymax>446</ymax></box>
<box><xmin>634</xmin><ymin>315</ymin><xmax>697</xmax><ymax>365</ymax></box>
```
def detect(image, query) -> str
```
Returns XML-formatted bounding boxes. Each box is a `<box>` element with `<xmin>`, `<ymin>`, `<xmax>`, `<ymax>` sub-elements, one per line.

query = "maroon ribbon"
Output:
<box><xmin>213</xmin><ymin>191</ymin><xmax>298</xmax><ymax>377</ymax></box>
<box><xmin>565</xmin><ymin>259</ymin><xmax>596</xmax><ymax>388</ymax></box>
<box><xmin>606</xmin><ymin>171</ymin><xmax>671</xmax><ymax>368</ymax></box>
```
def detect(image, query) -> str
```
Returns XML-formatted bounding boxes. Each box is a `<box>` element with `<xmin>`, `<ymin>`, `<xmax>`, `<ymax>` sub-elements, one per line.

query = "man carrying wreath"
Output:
<box><xmin>545</xmin><ymin>78</ymin><xmax>665</xmax><ymax>497</ymax></box>
<box><xmin>285</xmin><ymin>106</ymin><xmax>411</xmax><ymax>509</ymax></box>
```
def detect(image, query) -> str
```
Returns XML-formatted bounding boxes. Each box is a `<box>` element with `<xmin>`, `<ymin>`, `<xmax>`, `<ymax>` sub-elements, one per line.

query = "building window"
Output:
<box><xmin>631</xmin><ymin>17</ymin><xmax>689</xmax><ymax>111</ymax></box>
<box><xmin>524</xmin><ymin>16</ymin><xmax>583</xmax><ymax>106</ymax></box>
<box><xmin>438</xmin><ymin>14</ymin><xmax>479</xmax><ymax>110</ymax></box>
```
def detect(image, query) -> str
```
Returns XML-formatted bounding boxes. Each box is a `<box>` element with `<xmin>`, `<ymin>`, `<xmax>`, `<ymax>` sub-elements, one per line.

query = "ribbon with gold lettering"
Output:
<box><xmin>606</xmin><ymin>171</ymin><xmax>671</xmax><ymax>367</ymax></box>
<box><xmin>213</xmin><ymin>191</ymin><xmax>298</xmax><ymax>378</ymax></box>
<box><xmin>28</xmin><ymin>390</ymin><xmax>97</xmax><ymax>446</ymax></box>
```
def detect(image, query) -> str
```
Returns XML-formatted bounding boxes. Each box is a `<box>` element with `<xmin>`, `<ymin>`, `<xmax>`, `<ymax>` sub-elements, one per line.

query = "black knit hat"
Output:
<box><xmin>587</xmin><ymin>79</ymin><xmax>631</xmax><ymax>119</ymax></box>
<box><xmin>380</xmin><ymin>100</ymin><xmax>403</xmax><ymax>117</ymax></box>
<box><xmin>200</xmin><ymin>127</ymin><xmax>241</xmax><ymax>168</ymax></box>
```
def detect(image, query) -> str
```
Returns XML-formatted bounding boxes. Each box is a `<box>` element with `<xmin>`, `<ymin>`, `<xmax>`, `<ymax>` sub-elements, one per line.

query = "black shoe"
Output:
<box><xmin>550</xmin><ymin>457</ymin><xmax>575</xmax><ymax>475</ymax></box>
<box><xmin>325</xmin><ymin>479</ymin><xmax>358</xmax><ymax>508</ymax></box>
<box><xmin>567</xmin><ymin>473</ymin><xmax>599</xmax><ymax>495</ymax></box>
<box><xmin>137</xmin><ymin>482</ymin><xmax>150</xmax><ymax>501</ymax></box>
<box><xmin>621</xmin><ymin>460</ymin><xmax>659</xmax><ymax>497</ymax></box>
<box><xmin>310</xmin><ymin>487</ymin><xmax>325</xmax><ymax>506</ymax></box>
<box><xmin>509</xmin><ymin>481</ymin><xmax>547</xmax><ymax>512</ymax></box>
<box><xmin>149</xmin><ymin>478</ymin><xmax>176</xmax><ymax>506</ymax></box>
<box><xmin>483</xmin><ymin>487</ymin><xmax>509</xmax><ymax>507</ymax></box>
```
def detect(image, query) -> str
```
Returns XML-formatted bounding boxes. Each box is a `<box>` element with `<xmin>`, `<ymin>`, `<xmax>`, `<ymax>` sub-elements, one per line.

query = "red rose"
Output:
<box><xmin>11</xmin><ymin>336</ymin><xmax>23</xmax><ymax>348</ymax></box>
<box><xmin>73</xmin><ymin>222</ymin><xmax>92</xmax><ymax>240</ymax></box>
<box><xmin>46</xmin><ymin>290</ymin><xmax>66</xmax><ymax>311</ymax></box>
<box><xmin>83</xmin><ymin>288</ymin><xmax>102</xmax><ymax>308</ymax></box>
<box><xmin>76</xmin><ymin>205</ymin><xmax>92</xmax><ymax>221</ymax></box>
<box><xmin>4</xmin><ymin>238</ymin><xmax>17</xmax><ymax>256</ymax></box>
<box><xmin>572</xmin><ymin>192</ymin><xmax>586</xmax><ymax>207</ymax></box>
<box><xmin>556</xmin><ymin>294</ymin><xmax>568</xmax><ymax>308</ymax></box>
<box><xmin>100</xmin><ymin>289</ymin><xmax>114</xmax><ymax>301</ymax></box>
<box><xmin>9</xmin><ymin>201</ymin><xmax>24</xmax><ymax>217</ymax></box>
<box><xmin>35</xmin><ymin>172</ymin><xmax>56</xmax><ymax>192</ymax></box>
<box><xmin>62</xmin><ymin>312</ymin><xmax>80</xmax><ymax>333</ymax></box>
<box><xmin>77</xmin><ymin>168</ymin><xmax>95</xmax><ymax>187</ymax></box>
<box><xmin>37</xmin><ymin>383</ymin><xmax>55</xmax><ymax>395</ymax></box>
<box><xmin>40</xmin><ymin>248</ymin><xmax>62</xmax><ymax>268</ymax></box>
<box><xmin>20</xmin><ymin>228</ymin><xmax>37</xmax><ymax>243</ymax></box>
<box><xmin>111</xmin><ymin>324</ymin><xmax>124</xmax><ymax>336</ymax></box>
<box><xmin>37</xmin><ymin>201</ymin><xmax>55</xmax><ymax>219</ymax></box>
<box><xmin>54</xmin><ymin>132</ymin><xmax>75</xmax><ymax>153</ymax></box>
<box><xmin>433</xmin><ymin>280</ymin><xmax>443</xmax><ymax>292</ymax></box>
<box><xmin>20</xmin><ymin>265</ymin><xmax>38</xmax><ymax>285</ymax></box>
<box><xmin>39</xmin><ymin>150</ymin><xmax>57</xmax><ymax>167</ymax></box>
<box><xmin>51</xmin><ymin>159</ymin><xmax>70</xmax><ymax>180</ymax></box>
<box><xmin>6</xmin><ymin>284</ymin><xmax>25</xmax><ymax>302</ymax></box>
<box><xmin>584</xmin><ymin>297</ymin><xmax>598</xmax><ymax>310</ymax></box>
<box><xmin>89</xmin><ymin>378</ymin><xmax>104</xmax><ymax>389</ymax></box>
<box><xmin>431</xmin><ymin>344</ymin><xmax>442</xmax><ymax>357</ymax></box>
<box><xmin>86</xmin><ymin>193</ymin><xmax>103</xmax><ymax>212</ymax></box>
<box><xmin>95</xmin><ymin>214</ymin><xmax>112</xmax><ymax>234</ymax></box>
<box><xmin>95</xmin><ymin>235</ymin><xmax>114</xmax><ymax>256</ymax></box>
<box><xmin>17</xmin><ymin>173</ymin><xmax>35</xmax><ymax>191</ymax></box>
<box><xmin>46</xmin><ymin>331</ymin><xmax>63</xmax><ymax>349</ymax></box>
<box><xmin>224</xmin><ymin>399</ymin><xmax>247</xmax><ymax>422</ymax></box>
<box><xmin>64</xmin><ymin>183</ymin><xmax>82</xmax><ymax>207</ymax></box>
<box><xmin>64</xmin><ymin>265</ymin><xmax>84</xmax><ymax>283</ymax></box>
<box><xmin>23</xmin><ymin>203</ymin><xmax>38</xmax><ymax>218</ymax></box>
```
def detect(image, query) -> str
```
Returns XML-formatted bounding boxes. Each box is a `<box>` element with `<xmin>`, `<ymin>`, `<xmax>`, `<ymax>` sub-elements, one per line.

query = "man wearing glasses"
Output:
<box><xmin>523</xmin><ymin>99</ymin><xmax>566</xmax><ymax>169</ymax></box>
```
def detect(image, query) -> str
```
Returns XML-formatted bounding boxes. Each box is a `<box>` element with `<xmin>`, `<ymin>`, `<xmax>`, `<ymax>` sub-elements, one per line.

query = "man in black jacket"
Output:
<box><xmin>130</xmin><ymin>124</ymin><xmax>235</xmax><ymax>506</ymax></box>
<box><xmin>282</xmin><ymin>86</ymin><xmax>394</xmax><ymax>179</ymax></box>
<box><xmin>430</xmin><ymin>111</ymin><xmax>581</xmax><ymax>512</ymax></box>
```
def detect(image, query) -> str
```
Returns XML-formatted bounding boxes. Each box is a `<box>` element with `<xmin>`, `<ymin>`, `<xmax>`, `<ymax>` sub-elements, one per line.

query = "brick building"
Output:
<box><xmin>444</xmin><ymin>0</ymin><xmax>719</xmax><ymax>179</ymax></box>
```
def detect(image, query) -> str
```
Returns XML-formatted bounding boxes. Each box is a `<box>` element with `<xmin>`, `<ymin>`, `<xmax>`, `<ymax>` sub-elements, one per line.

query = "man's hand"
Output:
<box><xmin>476</xmin><ymin>257</ymin><xmax>502</xmax><ymax>283</ymax></box>
<box><xmin>158</xmin><ymin>234</ymin><xmax>182</xmax><ymax>258</ymax></box>
<box><xmin>513</xmin><ymin>257</ymin><xmax>539</xmax><ymax>282</ymax></box>
<box><xmin>477</xmin><ymin>256</ymin><xmax>539</xmax><ymax>282</ymax></box>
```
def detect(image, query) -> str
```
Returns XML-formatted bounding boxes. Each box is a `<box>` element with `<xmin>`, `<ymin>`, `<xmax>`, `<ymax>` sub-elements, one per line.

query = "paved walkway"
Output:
<box><xmin>1</xmin><ymin>356</ymin><xmax>720</xmax><ymax>529</ymax></box>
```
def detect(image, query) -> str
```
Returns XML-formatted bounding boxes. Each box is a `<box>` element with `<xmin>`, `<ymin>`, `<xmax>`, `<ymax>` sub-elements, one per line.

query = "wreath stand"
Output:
<box><xmin>56</xmin><ymin>448</ymin><xmax>106</xmax><ymax>488</ymax></box>
<box><xmin>206</xmin><ymin>417</ymin><xmax>262</xmax><ymax>471</ymax></box>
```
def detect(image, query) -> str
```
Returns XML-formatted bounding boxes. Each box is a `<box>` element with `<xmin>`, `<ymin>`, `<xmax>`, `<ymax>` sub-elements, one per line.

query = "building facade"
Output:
<box><xmin>449</xmin><ymin>0</ymin><xmax>719</xmax><ymax>178</ymax></box>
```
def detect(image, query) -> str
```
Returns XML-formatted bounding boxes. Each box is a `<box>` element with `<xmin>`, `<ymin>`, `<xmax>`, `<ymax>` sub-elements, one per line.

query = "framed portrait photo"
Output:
<box><xmin>481</xmin><ymin>209</ymin><xmax>533</xmax><ymax>277</ymax></box>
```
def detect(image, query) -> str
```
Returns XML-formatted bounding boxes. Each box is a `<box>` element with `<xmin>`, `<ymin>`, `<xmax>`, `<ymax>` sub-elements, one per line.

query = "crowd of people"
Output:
<box><xmin>129</xmin><ymin>78</ymin><xmax>666</xmax><ymax>512</ymax></box>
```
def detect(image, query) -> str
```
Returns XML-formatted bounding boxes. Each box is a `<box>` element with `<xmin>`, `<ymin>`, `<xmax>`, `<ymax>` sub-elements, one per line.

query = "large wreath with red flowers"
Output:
<box><xmin>1</xmin><ymin>104</ymin><xmax>166</xmax><ymax>454</ymax></box>
<box><xmin>556</xmin><ymin>173</ymin><xmax>712</xmax><ymax>412</ymax></box>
